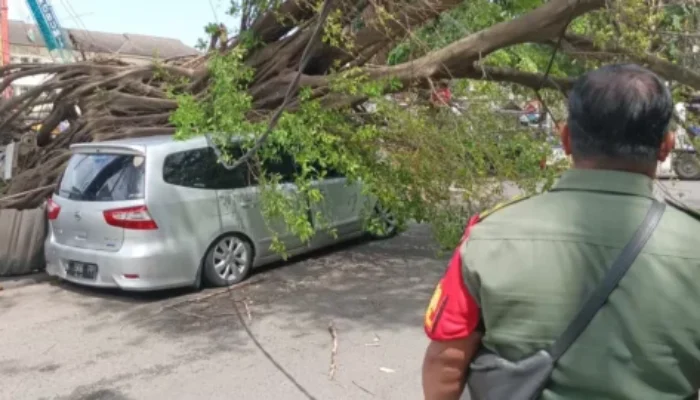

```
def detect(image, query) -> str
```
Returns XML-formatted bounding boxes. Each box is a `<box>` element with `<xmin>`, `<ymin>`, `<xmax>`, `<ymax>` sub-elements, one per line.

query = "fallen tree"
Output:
<box><xmin>1</xmin><ymin>0</ymin><xmax>698</xmax><ymax>246</ymax></box>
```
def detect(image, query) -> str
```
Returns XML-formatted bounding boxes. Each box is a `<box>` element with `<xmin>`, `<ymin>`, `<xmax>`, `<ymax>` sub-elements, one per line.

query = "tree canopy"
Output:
<box><xmin>1</xmin><ymin>0</ymin><xmax>699</xmax><ymax>248</ymax></box>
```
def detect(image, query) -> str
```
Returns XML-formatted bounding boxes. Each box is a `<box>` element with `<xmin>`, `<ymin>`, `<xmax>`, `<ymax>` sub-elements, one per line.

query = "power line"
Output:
<box><xmin>58</xmin><ymin>0</ymin><xmax>97</xmax><ymax>54</ymax></box>
<box><xmin>208</xmin><ymin>0</ymin><xmax>219</xmax><ymax>23</ymax></box>
<box><xmin>60</xmin><ymin>0</ymin><xmax>87</xmax><ymax>31</ymax></box>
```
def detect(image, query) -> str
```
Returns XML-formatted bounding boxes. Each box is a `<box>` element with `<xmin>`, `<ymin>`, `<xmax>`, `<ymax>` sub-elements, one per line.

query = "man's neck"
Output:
<box><xmin>572</xmin><ymin>159</ymin><xmax>657</xmax><ymax>179</ymax></box>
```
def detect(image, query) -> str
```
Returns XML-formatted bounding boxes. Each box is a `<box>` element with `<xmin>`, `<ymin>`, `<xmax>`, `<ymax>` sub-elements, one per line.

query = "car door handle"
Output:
<box><xmin>239</xmin><ymin>195</ymin><xmax>256</xmax><ymax>208</ymax></box>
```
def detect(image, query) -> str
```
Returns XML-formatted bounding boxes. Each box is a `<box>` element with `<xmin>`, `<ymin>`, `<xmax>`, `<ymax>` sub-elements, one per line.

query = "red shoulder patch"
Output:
<box><xmin>424</xmin><ymin>214</ymin><xmax>481</xmax><ymax>341</ymax></box>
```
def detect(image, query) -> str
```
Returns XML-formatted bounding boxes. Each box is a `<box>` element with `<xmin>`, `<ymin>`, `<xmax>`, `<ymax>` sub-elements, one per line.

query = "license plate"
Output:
<box><xmin>66</xmin><ymin>261</ymin><xmax>98</xmax><ymax>280</ymax></box>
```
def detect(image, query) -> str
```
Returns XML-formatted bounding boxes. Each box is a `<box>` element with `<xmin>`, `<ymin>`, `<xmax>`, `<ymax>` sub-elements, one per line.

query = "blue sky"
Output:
<box><xmin>9</xmin><ymin>0</ymin><xmax>236</xmax><ymax>47</ymax></box>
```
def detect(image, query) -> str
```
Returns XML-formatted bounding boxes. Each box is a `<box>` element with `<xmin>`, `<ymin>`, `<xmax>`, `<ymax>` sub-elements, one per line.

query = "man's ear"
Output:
<box><xmin>560</xmin><ymin>123</ymin><xmax>572</xmax><ymax>156</ymax></box>
<box><xmin>658</xmin><ymin>131</ymin><xmax>675</xmax><ymax>162</ymax></box>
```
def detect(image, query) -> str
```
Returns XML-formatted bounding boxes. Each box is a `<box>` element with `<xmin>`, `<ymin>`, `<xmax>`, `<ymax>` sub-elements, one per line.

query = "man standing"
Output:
<box><xmin>422</xmin><ymin>64</ymin><xmax>700</xmax><ymax>399</ymax></box>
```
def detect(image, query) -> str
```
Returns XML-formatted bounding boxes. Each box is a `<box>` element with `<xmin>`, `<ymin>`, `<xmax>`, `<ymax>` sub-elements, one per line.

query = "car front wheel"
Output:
<box><xmin>369</xmin><ymin>203</ymin><xmax>398</xmax><ymax>239</ymax></box>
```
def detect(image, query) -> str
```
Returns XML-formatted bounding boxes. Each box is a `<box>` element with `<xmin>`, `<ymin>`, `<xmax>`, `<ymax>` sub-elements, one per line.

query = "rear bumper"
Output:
<box><xmin>44</xmin><ymin>236</ymin><xmax>195</xmax><ymax>291</ymax></box>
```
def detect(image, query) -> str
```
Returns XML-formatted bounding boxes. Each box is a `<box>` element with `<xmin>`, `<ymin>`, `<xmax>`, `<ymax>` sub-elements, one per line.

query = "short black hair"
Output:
<box><xmin>567</xmin><ymin>64</ymin><xmax>673</xmax><ymax>163</ymax></box>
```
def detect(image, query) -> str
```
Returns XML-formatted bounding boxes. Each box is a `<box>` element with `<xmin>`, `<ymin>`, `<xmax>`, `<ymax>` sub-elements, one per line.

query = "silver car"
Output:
<box><xmin>44</xmin><ymin>135</ymin><xmax>396</xmax><ymax>291</ymax></box>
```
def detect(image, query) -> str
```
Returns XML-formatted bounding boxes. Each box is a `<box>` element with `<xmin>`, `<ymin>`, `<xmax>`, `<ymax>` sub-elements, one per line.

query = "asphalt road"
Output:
<box><xmin>2</xmin><ymin>179</ymin><xmax>700</xmax><ymax>400</ymax></box>
<box><xmin>1</xmin><ymin>225</ymin><xmax>446</xmax><ymax>400</ymax></box>
<box><xmin>653</xmin><ymin>179</ymin><xmax>700</xmax><ymax>208</ymax></box>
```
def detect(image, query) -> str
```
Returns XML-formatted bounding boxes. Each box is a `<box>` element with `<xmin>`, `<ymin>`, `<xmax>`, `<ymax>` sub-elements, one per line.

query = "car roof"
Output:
<box><xmin>70</xmin><ymin>135</ymin><xmax>206</xmax><ymax>150</ymax></box>
<box><xmin>69</xmin><ymin>135</ymin><xmax>215</xmax><ymax>156</ymax></box>
<box><xmin>69</xmin><ymin>134</ymin><xmax>249</xmax><ymax>155</ymax></box>
<box><xmin>97</xmin><ymin>135</ymin><xmax>184</xmax><ymax>147</ymax></box>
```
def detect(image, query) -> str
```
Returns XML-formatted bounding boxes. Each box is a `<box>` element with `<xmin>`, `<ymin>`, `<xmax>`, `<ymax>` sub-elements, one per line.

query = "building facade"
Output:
<box><xmin>7</xmin><ymin>19</ymin><xmax>199</xmax><ymax>95</ymax></box>
<box><xmin>4</xmin><ymin>19</ymin><xmax>199</xmax><ymax>121</ymax></box>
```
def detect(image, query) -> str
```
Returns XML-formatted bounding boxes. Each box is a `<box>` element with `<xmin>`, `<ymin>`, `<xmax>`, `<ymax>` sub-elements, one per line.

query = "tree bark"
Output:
<box><xmin>364</xmin><ymin>0</ymin><xmax>605</xmax><ymax>84</ymax></box>
<box><xmin>552</xmin><ymin>34</ymin><xmax>700</xmax><ymax>89</ymax></box>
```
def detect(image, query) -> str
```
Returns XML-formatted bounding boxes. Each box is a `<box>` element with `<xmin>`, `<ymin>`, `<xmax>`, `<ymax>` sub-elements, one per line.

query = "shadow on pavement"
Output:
<box><xmin>55</xmin><ymin>280</ymin><xmax>194</xmax><ymax>304</ymax></box>
<box><xmin>124</xmin><ymin>224</ymin><xmax>446</xmax><ymax>339</ymax></box>
<box><xmin>55</xmin><ymin>223</ymin><xmax>446</xmax><ymax>340</ymax></box>
<box><xmin>43</xmin><ymin>224</ymin><xmax>446</xmax><ymax>400</ymax></box>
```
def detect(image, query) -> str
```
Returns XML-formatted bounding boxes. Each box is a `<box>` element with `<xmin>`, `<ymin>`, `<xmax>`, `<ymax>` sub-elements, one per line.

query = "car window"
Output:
<box><xmin>306</xmin><ymin>161</ymin><xmax>344</xmax><ymax>179</ymax></box>
<box><xmin>57</xmin><ymin>153</ymin><xmax>145</xmax><ymax>201</ymax></box>
<box><xmin>264</xmin><ymin>151</ymin><xmax>298</xmax><ymax>183</ymax></box>
<box><xmin>163</xmin><ymin>147</ymin><xmax>256</xmax><ymax>190</ymax></box>
<box><xmin>219</xmin><ymin>145</ymin><xmax>258</xmax><ymax>188</ymax></box>
<box><xmin>325</xmin><ymin>167</ymin><xmax>344</xmax><ymax>179</ymax></box>
<box><xmin>164</xmin><ymin>146</ymin><xmax>312</xmax><ymax>188</ymax></box>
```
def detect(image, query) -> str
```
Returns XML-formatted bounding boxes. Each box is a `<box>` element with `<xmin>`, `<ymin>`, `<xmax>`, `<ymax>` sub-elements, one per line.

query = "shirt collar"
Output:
<box><xmin>552</xmin><ymin>169</ymin><xmax>655</xmax><ymax>199</ymax></box>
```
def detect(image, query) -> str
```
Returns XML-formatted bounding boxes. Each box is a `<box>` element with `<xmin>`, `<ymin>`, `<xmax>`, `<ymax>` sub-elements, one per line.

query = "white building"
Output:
<box><xmin>4</xmin><ymin>19</ymin><xmax>200</xmax><ymax>120</ymax></box>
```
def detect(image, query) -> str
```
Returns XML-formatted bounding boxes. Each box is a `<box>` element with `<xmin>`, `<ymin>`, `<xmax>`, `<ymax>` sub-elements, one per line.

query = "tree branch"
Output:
<box><xmin>248</xmin><ymin>0</ymin><xmax>316</xmax><ymax>44</ymax></box>
<box><xmin>552</xmin><ymin>33</ymin><xmax>700</xmax><ymax>89</ymax></box>
<box><xmin>316</xmin><ymin>0</ymin><xmax>465</xmax><ymax>72</ymax></box>
<box><xmin>364</xmin><ymin>0</ymin><xmax>605</xmax><ymax>85</ymax></box>
<box><xmin>469</xmin><ymin>65</ymin><xmax>576</xmax><ymax>92</ymax></box>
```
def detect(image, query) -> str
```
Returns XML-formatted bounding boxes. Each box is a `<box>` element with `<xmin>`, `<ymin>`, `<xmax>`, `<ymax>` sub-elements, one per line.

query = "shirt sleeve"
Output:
<box><xmin>424</xmin><ymin>218</ymin><xmax>482</xmax><ymax>341</ymax></box>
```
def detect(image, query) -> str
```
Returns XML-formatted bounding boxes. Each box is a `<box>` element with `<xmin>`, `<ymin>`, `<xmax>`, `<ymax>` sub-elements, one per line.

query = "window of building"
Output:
<box><xmin>13</xmin><ymin>85</ymin><xmax>32</xmax><ymax>96</ymax></box>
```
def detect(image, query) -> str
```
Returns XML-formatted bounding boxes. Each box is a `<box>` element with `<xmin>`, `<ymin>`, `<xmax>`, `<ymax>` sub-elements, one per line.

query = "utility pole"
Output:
<box><xmin>0</xmin><ymin>0</ymin><xmax>11</xmax><ymax>99</ymax></box>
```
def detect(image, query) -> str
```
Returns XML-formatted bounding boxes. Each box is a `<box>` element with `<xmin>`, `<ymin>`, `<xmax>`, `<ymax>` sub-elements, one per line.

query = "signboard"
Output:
<box><xmin>26</xmin><ymin>0</ymin><xmax>69</xmax><ymax>51</ymax></box>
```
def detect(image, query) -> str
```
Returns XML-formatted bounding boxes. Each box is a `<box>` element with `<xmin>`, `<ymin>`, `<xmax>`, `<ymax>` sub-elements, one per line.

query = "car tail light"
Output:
<box><xmin>47</xmin><ymin>198</ymin><xmax>61</xmax><ymax>220</ymax></box>
<box><xmin>103</xmin><ymin>205</ymin><xmax>158</xmax><ymax>230</ymax></box>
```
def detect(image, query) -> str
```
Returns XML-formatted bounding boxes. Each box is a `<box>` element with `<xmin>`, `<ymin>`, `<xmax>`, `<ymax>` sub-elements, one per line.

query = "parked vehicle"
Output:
<box><xmin>664</xmin><ymin>101</ymin><xmax>700</xmax><ymax>180</ymax></box>
<box><xmin>45</xmin><ymin>135</ymin><xmax>396</xmax><ymax>291</ymax></box>
<box><xmin>671</xmin><ymin>132</ymin><xmax>700</xmax><ymax>180</ymax></box>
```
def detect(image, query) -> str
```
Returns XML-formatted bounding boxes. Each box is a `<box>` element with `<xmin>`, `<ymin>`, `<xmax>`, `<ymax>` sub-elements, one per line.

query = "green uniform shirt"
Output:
<box><xmin>462</xmin><ymin>169</ymin><xmax>700</xmax><ymax>399</ymax></box>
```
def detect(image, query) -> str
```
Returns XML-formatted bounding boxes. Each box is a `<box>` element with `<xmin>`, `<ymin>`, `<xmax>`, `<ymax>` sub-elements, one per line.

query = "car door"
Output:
<box><xmin>158</xmin><ymin>147</ymin><xmax>225</xmax><ymax>273</ymax></box>
<box><xmin>215</xmin><ymin>147</ymin><xmax>304</xmax><ymax>259</ymax></box>
<box><xmin>311</xmin><ymin>168</ymin><xmax>365</xmax><ymax>238</ymax></box>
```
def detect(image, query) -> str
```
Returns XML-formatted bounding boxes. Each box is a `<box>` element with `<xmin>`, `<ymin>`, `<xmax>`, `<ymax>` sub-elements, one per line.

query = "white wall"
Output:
<box><xmin>2</xmin><ymin>142</ymin><xmax>15</xmax><ymax>180</ymax></box>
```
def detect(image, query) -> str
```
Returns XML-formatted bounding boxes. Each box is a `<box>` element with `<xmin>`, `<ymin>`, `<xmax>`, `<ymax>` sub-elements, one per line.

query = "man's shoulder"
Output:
<box><xmin>664</xmin><ymin>196</ymin><xmax>700</xmax><ymax>224</ymax></box>
<box><xmin>475</xmin><ymin>191</ymin><xmax>550</xmax><ymax>225</ymax></box>
<box><xmin>478</xmin><ymin>193</ymin><xmax>536</xmax><ymax>221</ymax></box>
<box><xmin>465</xmin><ymin>192</ymin><xmax>547</xmax><ymax>241</ymax></box>
<box><xmin>659</xmin><ymin>197</ymin><xmax>700</xmax><ymax>250</ymax></box>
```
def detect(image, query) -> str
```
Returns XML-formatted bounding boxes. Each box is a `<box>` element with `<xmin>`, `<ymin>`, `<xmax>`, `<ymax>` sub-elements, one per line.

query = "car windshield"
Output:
<box><xmin>57</xmin><ymin>153</ymin><xmax>145</xmax><ymax>201</ymax></box>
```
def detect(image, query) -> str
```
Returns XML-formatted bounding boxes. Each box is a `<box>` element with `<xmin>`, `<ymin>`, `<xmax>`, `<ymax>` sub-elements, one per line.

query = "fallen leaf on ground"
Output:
<box><xmin>365</xmin><ymin>334</ymin><xmax>381</xmax><ymax>346</ymax></box>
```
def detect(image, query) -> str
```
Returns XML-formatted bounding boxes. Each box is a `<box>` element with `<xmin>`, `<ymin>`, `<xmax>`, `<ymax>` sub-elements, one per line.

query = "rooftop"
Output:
<box><xmin>9</xmin><ymin>19</ymin><xmax>200</xmax><ymax>59</ymax></box>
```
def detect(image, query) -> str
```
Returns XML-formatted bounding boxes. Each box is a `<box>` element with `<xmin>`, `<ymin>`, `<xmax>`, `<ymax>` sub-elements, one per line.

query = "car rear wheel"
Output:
<box><xmin>674</xmin><ymin>152</ymin><xmax>700</xmax><ymax>180</ymax></box>
<box><xmin>204</xmin><ymin>234</ymin><xmax>253</xmax><ymax>287</ymax></box>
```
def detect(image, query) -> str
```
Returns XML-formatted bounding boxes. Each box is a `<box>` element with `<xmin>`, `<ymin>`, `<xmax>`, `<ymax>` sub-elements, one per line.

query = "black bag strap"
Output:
<box><xmin>548</xmin><ymin>200</ymin><xmax>666</xmax><ymax>361</ymax></box>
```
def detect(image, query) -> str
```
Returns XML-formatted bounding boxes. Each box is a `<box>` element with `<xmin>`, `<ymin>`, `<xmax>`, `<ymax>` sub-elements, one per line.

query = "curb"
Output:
<box><xmin>0</xmin><ymin>272</ymin><xmax>56</xmax><ymax>291</ymax></box>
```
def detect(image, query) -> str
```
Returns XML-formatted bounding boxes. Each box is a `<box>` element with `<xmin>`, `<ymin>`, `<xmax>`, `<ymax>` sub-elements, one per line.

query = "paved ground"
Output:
<box><xmin>653</xmin><ymin>179</ymin><xmax>700</xmax><ymax>208</ymax></box>
<box><xmin>0</xmin><ymin>225</ymin><xmax>446</xmax><ymax>400</ymax></box>
<box><xmin>2</xmin><ymin>179</ymin><xmax>699</xmax><ymax>400</ymax></box>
